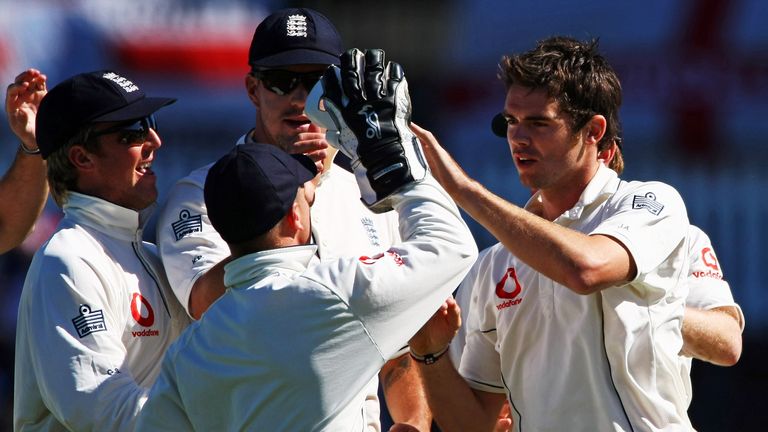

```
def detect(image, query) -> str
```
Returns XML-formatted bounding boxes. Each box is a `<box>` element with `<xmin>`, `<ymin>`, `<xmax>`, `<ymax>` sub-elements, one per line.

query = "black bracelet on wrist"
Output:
<box><xmin>19</xmin><ymin>141</ymin><xmax>41</xmax><ymax>155</ymax></box>
<box><xmin>409</xmin><ymin>344</ymin><xmax>450</xmax><ymax>365</ymax></box>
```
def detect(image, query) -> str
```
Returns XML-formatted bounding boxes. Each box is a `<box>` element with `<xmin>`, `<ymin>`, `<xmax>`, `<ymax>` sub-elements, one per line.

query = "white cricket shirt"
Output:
<box><xmin>14</xmin><ymin>193</ymin><xmax>189</xmax><ymax>431</ymax></box>
<box><xmin>136</xmin><ymin>178</ymin><xmax>478</xmax><ymax>431</ymax></box>
<box><xmin>460</xmin><ymin>165</ymin><xmax>694</xmax><ymax>431</ymax></box>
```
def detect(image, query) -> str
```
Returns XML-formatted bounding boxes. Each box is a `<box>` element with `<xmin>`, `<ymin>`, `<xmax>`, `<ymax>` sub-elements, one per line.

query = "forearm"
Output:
<box><xmin>416</xmin><ymin>354</ymin><xmax>503</xmax><ymax>432</ymax></box>
<box><xmin>438</xmin><ymin>172</ymin><xmax>630</xmax><ymax>294</ymax></box>
<box><xmin>413</xmin><ymin>125</ymin><xmax>632</xmax><ymax>294</ymax></box>
<box><xmin>0</xmin><ymin>147</ymin><xmax>47</xmax><ymax>253</ymax></box>
<box><xmin>381</xmin><ymin>355</ymin><xmax>432</xmax><ymax>430</ymax></box>
<box><xmin>681</xmin><ymin>306</ymin><xmax>742</xmax><ymax>366</ymax></box>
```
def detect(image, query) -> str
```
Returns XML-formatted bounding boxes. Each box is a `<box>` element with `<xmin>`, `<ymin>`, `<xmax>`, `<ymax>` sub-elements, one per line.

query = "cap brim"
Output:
<box><xmin>251</xmin><ymin>49</ymin><xmax>340</xmax><ymax>68</ymax></box>
<box><xmin>291</xmin><ymin>153</ymin><xmax>319</xmax><ymax>181</ymax></box>
<box><xmin>92</xmin><ymin>97</ymin><xmax>177</xmax><ymax>122</ymax></box>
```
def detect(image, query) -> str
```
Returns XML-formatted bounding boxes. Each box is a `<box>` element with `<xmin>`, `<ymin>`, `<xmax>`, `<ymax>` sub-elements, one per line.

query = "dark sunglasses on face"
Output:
<box><xmin>90</xmin><ymin>115</ymin><xmax>158</xmax><ymax>145</ymax></box>
<box><xmin>253</xmin><ymin>69</ymin><xmax>325</xmax><ymax>96</ymax></box>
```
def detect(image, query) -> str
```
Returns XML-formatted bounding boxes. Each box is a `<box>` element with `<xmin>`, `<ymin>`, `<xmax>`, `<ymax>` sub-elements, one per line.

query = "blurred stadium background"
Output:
<box><xmin>0</xmin><ymin>0</ymin><xmax>765</xmax><ymax>430</ymax></box>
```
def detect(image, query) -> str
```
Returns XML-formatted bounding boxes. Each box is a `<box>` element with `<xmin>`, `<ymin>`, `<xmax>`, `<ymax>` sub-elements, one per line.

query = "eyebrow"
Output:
<box><xmin>504</xmin><ymin>112</ymin><xmax>558</xmax><ymax>122</ymax></box>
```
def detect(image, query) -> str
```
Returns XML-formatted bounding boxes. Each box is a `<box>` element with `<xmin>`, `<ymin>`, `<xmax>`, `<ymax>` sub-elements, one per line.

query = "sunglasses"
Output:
<box><xmin>90</xmin><ymin>115</ymin><xmax>158</xmax><ymax>145</ymax></box>
<box><xmin>253</xmin><ymin>69</ymin><xmax>325</xmax><ymax>96</ymax></box>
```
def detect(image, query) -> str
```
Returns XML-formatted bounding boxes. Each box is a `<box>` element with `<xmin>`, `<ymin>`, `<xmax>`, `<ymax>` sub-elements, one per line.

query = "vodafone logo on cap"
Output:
<box><xmin>130</xmin><ymin>293</ymin><xmax>155</xmax><ymax>327</ymax></box>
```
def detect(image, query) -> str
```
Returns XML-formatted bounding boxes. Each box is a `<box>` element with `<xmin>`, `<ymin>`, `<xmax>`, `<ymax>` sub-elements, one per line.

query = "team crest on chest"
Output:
<box><xmin>361</xmin><ymin>217</ymin><xmax>382</xmax><ymax>246</ymax></box>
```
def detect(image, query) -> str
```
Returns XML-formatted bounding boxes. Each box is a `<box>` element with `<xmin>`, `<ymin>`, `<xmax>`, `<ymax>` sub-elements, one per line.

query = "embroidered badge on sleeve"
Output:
<box><xmin>632</xmin><ymin>192</ymin><xmax>664</xmax><ymax>215</ymax></box>
<box><xmin>72</xmin><ymin>304</ymin><xmax>107</xmax><ymax>338</ymax></box>
<box><xmin>172</xmin><ymin>209</ymin><xmax>203</xmax><ymax>241</ymax></box>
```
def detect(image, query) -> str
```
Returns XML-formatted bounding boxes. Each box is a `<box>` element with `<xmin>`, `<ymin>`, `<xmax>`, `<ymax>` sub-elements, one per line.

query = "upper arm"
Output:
<box><xmin>156</xmin><ymin>178</ymin><xmax>230</xmax><ymax>316</ymax></box>
<box><xmin>590</xmin><ymin>182</ymin><xmax>689</xmax><ymax>290</ymax></box>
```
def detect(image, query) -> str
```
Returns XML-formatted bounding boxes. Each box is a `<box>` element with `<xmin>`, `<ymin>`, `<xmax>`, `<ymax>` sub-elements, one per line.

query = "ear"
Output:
<box><xmin>597</xmin><ymin>142</ymin><xmax>617</xmax><ymax>165</ymax></box>
<box><xmin>245</xmin><ymin>73</ymin><xmax>260</xmax><ymax>108</ymax></box>
<box><xmin>284</xmin><ymin>202</ymin><xmax>307</xmax><ymax>232</ymax></box>
<box><xmin>583</xmin><ymin>115</ymin><xmax>607</xmax><ymax>146</ymax></box>
<box><xmin>68</xmin><ymin>145</ymin><xmax>96</xmax><ymax>171</ymax></box>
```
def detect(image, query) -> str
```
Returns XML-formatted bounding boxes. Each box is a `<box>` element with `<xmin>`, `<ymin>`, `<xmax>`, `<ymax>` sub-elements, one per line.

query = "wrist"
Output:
<box><xmin>409</xmin><ymin>344</ymin><xmax>450</xmax><ymax>365</ymax></box>
<box><xmin>19</xmin><ymin>140</ymin><xmax>41</xmax><ymax>155</ymax></box>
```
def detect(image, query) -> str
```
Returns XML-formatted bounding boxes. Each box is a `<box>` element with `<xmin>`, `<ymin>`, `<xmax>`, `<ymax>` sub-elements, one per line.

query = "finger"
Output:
<box><xmin>385</xmin><ymin>61</ymin><xmax>404</xmax><ymax>97</ymax></box>
<box><xmin>13</xmin><ymin>68</ymin><xmax>41</xmax><ymax>83</ymax></box>
<box><xmin>364</xmin><ymin>49</ymin><xmax>385</xmax><ymax>100</ymax></box>
<box><xmin>291</xmin><ymin>142</ymin><xmax>328</xmax><ymax>163</ymax></box>
<box><xmin>340</xmin><ymin>48</ymin><xmax>365</xmax><ymax>103</ymax></box>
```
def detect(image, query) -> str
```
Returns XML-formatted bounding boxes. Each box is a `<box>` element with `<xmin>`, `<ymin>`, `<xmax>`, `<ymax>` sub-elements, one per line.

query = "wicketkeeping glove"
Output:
<box><xmin>306</xmin><ymin>48</ymin><xmax>427</xmax><ymax>213</ymax></box>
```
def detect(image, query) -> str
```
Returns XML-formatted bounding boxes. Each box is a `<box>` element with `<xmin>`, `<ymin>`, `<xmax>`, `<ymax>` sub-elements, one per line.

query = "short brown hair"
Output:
<box><xmin>498</xmin><ymin>36</ymin><xmax>623</xmax><ymax>155</ymax></box>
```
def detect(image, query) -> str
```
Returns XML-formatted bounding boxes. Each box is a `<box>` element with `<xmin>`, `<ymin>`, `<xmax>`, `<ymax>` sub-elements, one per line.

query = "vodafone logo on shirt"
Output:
<box><xmin>701</xmin><ymin>247</ymin><xmax>720</xmax><ymax>271</ymax></box>
<box><xmin>359</xmin><ymin>250</ymin><xmax>405</xmax><ymax>266</ymax></box>
<box><xmin>496</xmin><ymin>267</ymin><xmax>523</xmax><ymax>310</ymax></box>
<box><xmin>131</xmin><ymin>293</ymin><xmax>159</xmax><ymax>337</ymax></box>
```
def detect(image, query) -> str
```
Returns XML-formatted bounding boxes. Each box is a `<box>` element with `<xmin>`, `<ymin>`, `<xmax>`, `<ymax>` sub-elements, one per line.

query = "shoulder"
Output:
<box><xmin>170</xmin><ymin>162</ymin><xmax>216</xmax><ymax>190</ymax></box>
<box><xmin>615</xmin><ymin>179</ymin><xmax>685</xmax><ymax>205</ymax></box>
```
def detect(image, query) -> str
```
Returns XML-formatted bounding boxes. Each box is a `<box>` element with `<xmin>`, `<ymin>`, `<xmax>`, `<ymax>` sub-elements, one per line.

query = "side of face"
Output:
<box><xmin>69</xmin><ymin>122</ymin><xmax>162</xmax><ymax>210</ymax></box>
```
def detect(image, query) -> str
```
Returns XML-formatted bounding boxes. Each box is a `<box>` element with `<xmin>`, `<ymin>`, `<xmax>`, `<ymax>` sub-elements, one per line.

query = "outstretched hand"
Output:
<box><xmin>6</xmin><ymin>69</ymin><xmax>47</xmax><ymax>150</ymax></box>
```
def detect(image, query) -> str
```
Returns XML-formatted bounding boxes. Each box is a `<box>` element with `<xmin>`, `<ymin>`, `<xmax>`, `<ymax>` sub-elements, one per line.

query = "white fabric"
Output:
<box><xmin>137</xmin><ymin>178</ymin><xmax>478</xmax><ymax>431</ymax></box>
<box><xmin>154</xmin><ymin>134</ymin><xmax>403</xmax><ymax>431</ymax></box>
<box><xmin>459</xmin><ymin>165</ymin><xmax>694</xmax><ymax>432</ymax></box>
<box><xmin>14</xmin><ymin>192</ymin><xmax>189</xmax><ymax>432</ymax></box>
<box><xmin>679</xmin><ymin>225</ymin><xmax>745</xmax><ymax>407</ymax></box>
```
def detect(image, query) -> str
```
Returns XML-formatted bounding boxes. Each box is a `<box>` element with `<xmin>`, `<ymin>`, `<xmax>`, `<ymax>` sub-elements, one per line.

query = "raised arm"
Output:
<box><xmin>1</xmin><ymin>69</ymin><xmax>49</xmax><ymax>253</ymax></box>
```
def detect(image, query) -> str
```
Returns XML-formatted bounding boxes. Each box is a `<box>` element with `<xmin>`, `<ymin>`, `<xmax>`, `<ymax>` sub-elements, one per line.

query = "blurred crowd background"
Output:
<box><xmin>0</xmin><ymin>0</ymin><xmax>765</xmax><ymax>430</ymax></box>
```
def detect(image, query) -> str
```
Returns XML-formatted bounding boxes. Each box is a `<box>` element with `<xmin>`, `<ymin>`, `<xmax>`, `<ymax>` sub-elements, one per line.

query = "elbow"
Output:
<box><xmin>562</xmin><ymin>267</ymin><xmax>610</xmax><ymax>295</ymax></box>
<box><xmin>719</xmin><ymin>338</ymin><xmax>743</xmax><ymax>367</ymax></box>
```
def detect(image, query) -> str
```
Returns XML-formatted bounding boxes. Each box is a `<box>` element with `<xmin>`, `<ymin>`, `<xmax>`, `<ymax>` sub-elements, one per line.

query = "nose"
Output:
<box><xmin>291</xmin><ymin>84</ymin><xmax>309</xmax><ymax>108</ymax></box>
<box><xmin>143</xmin><ymin>128</ymin><xmax>162</xmax><ymax>155</ymax></box>
<box><xmin>508</xmin><ymin>124</ymin><xmax>529</xmax><ymax>147</ymax></box>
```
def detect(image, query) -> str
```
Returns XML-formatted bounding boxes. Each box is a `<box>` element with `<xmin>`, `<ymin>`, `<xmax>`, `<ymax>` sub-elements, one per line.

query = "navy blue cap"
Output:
<box><xmin>248</xmin><ymin>8</ymin><xmax>343</xmax><ymax>68</ymax></box>
<box><xmin>204</xmin><ymin>143</ymin><xmax>318</xmax><ymax>244</ymax></box>
<box><xmin>36</xmin><ymin>70</ymin><xmax>176</xmax><ymax>159</ymax></box>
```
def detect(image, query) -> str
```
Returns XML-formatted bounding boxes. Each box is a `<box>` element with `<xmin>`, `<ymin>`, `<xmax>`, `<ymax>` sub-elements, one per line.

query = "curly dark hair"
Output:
<box><xmin>498</xmin><ymin>36</ymin><xmax>623</xmax><ymax>160</ymax></box>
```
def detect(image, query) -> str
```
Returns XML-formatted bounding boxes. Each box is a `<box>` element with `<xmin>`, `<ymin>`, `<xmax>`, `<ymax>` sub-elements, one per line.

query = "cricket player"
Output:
<box><xmin>14</xmin><ymin>70</ymin><xmax>189</xmax><ymax>431</ymax></box>
<box><xmin>409</xmin><ymin>36</ymin><xmax>693</xmax><ymax>431</ymax></box>
<box><xmin>155</xmin><ymin>9</ymin><xmax>429</xmax><ymax>428</ymax></box>
<box><xmin>136</xmin><ymin>49</ymin><xmax>477</xmax><ymax>430</ymax></box>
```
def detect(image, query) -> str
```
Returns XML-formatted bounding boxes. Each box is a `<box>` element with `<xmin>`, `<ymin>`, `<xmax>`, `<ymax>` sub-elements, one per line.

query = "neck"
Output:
<box><xmin>537</xmin><ymin>164</ymin><xmax>600</xmax><ymax>221</ymax></box>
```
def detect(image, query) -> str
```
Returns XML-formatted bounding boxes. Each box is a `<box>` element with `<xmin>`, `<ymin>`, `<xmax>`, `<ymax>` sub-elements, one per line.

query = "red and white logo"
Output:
<box><xmin>359</xmin><ymin>250</ymin><xmax>405</xmax><ymax>266</ymax></box>
<box><xmin>496</xmin><ymin>267</ymin><xmax>522</xmax><ymax>299</ymax></box>
<box><xmin>701</xmin><ymin>247</ymin><xmax>720</xmax><ymax>271</ymax></box>
<box><xmin>495</xmin><ymin>267</ymin><xmax>523</xmax><ymax>310</ymax></box>
<box><xmin>130</xmin><ymin>293</ymin><xmax>155</xmax><ymax>327</ymax></box>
